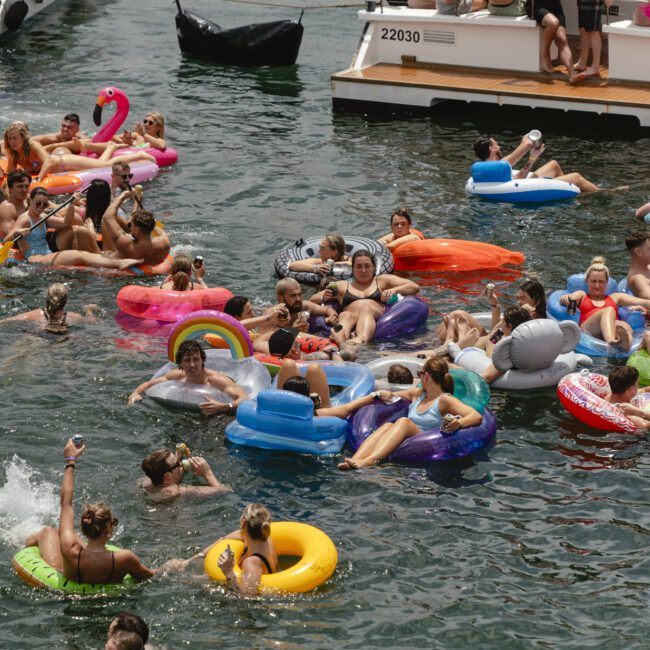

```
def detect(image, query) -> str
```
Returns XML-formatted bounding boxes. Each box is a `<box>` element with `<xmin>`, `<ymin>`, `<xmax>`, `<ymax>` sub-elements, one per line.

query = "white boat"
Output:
<box><xmin>331</xmin><ymin>0</ymin><xmax>650</xmax><ymax>126</ymax></box>
<box><xmin>0</xmin><ymin>0</ymin><xmax>64</xmax><ymax>40</ymax></box>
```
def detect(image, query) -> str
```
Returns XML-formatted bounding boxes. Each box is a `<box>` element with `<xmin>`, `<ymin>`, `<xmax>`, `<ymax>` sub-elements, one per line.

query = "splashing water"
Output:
<box><xmin>0</xmin><ymin>456</ymin><xmax>58</xmax><ymax>548</ymax></box>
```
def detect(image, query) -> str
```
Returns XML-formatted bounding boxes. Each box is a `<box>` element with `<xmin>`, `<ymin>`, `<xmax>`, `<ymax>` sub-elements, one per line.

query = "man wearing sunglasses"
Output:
<box><xmin>140</xmin><ymin>447</ymin><xmax>231</xmax><ymax>501</ymax></box>
<box><xmin>32</xmin><ymin>113</ymin><xmax>83</xmax><ymax>152</ymax></box>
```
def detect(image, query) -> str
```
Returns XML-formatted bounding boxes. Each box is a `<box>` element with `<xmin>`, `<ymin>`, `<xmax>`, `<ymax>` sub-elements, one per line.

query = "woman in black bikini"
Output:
<box><xmin>201</xmin><ymin>503</ymin><xmax>278</xmax><ymax>594</ymax></box>
<box><xmin>310</xmin><ymin>249</ymin><xmax>420</xmax><ymax>344</ymax></box>
<box><xmin>23</xmin><ymin>438</ymin><xmax>184</xmax><ymax>585</ymax></box>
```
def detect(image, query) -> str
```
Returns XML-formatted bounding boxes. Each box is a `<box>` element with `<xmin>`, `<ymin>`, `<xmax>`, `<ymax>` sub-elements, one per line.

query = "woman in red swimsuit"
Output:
<box><xmin>560</xmin><ymin>256</ymin><xmax>650</xmax><ymax>351</ymax></box>
<box><xmin>310</xmin><ymin>249</ymin><xmax>420</xmax><ymax>345</ymax></box>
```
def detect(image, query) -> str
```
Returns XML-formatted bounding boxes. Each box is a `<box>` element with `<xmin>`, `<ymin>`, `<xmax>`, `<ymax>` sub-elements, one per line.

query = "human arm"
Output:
<box><xmin>559</xmin><ymin>290</ymin><xmax>587</xmax><ymax>306</ymax></box>
<box><xmin>30</xmin><ymin>140</ymin><xmax>53</xmax><ymax>181</ymax></box>
<box><xmin>480</xmin><ymin>364</ymin><xmax>505</xmax><ymax>385</ymax></box>
<box><xmin>57</xmin><ymin>438</ymin><xmax>86</xmax><ymax>555</ymax></box>
<box><xmin>128</xmin><ymin>370</ymin><xmax>182</xmax><ymax>404</ymax></box>
<box><xmin>377</xmin><ymin>274</ymin><xmax>420</xmax><ymax>302</ymax></box>
<box><xmin>513</xmin><ymin>143</ymin><xmax>545</xmax><ymax>180</ymax></box>
<box><xmin>636</xmin><ymin>202</ymin><xmax>650</xmax><ymax>220</ymax></box>
<box><xmin>219</xmin><ymin>547</ymin><xmax>265</xmax><ymax>595</ymax></box>
<box><xmin>438</xmin><ymin>394</ymin><xmax>483</xmax><ymax>430</ymax></box>
<box><xmin>102</xmin><ymin>193</ymin><xmax>136</xmax><ymax>256</ymax></box>
<box><xmin>305</xmin><ymin>299</ymin><xmax>339</xmax><ymax>324</ymax></box>
<box><xmin>502</xmin><ymin>134</ymin><xmax>534</xmax><ymax>168</ymax></box>
<box><xmin>133</xmin><ymin>122</ymin><xmax>166</xmax><ymax>150</ymax></box>
<box><xmin>383</xmin><ymin>233</ymin><xmax>422</xmax><ymax>251</ymax></box>
<box><xmin>118</xmin><ymin>549</ymin><xmax>156</xmax><ymax>581</ymax></box>
<box><xmin>617</xmin><ymin>401</ymin><xmax>650</xmax><ymax>421</ymax></box>
<box><xmin>288</xmin><ymin>257</ymin><xmax>330</xmax><ymax>274</ymax></box>
<box><xmin>309</xmin><ymin>281</ymin><xmax>343</xmax><ymax>307</ymax></box>
<box><xmin>178</xmin><ymin>456</ymin><xmax>232</xmax><ymax>496</ymax></box>
<box><xmin>612</xmin><ymin>293</ymin><xmax>650</xmax><ymax>310</ymax></box>
<box><xmin>318</xmin><ymin>389</ymin><xmax>397</xmax><ymax>419</ymax></box>
<box><xmin>199</xmin><ymin>376</ymin><xmax>248</xmax><ymax>415</ymax></box>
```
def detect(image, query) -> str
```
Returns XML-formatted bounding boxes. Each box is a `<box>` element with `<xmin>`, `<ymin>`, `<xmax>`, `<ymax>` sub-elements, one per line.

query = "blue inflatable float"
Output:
<box><xmin>465</xmin><ymin>161</ymin><xmax>580</xmax><ymax>203</ymax></box>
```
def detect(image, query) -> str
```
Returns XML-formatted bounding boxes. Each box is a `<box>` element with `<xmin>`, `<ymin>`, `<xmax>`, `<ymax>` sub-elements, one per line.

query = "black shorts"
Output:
<box><xmin>578</xmin><ymin>0</ymin><xmax>602</xmax><ymax>32</ymax></box>
<box><xmin>527</xmin><ymin>0</ymin><xmax>566</xmax><ymax>26</ymax></box>
<box><xmin>46</xmin><ymin>230</ymin><xmax>59</xmax><ymax>253</ymax></box>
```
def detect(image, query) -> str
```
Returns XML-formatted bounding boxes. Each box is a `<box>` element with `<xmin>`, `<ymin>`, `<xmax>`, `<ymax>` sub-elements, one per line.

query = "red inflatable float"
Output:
<box><xmin>392</xmin><ymin>237</ymin><xmax>525</xmax><ymax>272</ymax></box>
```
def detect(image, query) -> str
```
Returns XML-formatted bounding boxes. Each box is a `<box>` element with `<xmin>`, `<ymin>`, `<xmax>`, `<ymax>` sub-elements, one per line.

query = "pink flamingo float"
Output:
<box><xmin>89</xmin><ymin>86</ymin><xmax>178</xmax><ymax>167</ymax></box>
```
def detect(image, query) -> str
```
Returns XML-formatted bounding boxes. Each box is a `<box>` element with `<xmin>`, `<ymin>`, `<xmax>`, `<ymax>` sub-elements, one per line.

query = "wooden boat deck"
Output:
<box><xmin>332</xmin><ymin>62</ymin><xmax>650</xmax><ymax>109</ymax></box>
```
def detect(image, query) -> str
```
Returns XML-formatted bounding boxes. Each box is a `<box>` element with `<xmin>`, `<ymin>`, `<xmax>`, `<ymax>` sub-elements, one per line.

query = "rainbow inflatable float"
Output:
<box><xmin>167</xmin><ymin>310</ymin><xmax>254</xmax><ymax>362</ymax></box>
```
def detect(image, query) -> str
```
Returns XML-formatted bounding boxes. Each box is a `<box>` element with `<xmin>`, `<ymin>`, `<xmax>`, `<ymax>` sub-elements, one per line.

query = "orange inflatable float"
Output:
<box><xmin>392</xmin><ymin>237</ymin><xmax>525</xmax><ymax>272</ymax></box>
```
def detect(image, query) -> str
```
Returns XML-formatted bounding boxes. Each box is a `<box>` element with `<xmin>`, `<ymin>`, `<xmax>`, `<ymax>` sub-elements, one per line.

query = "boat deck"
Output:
<box><xmin>332</xmin><ymin>62</ymin><xmax>650</xmax><ymax>109</ymax></box>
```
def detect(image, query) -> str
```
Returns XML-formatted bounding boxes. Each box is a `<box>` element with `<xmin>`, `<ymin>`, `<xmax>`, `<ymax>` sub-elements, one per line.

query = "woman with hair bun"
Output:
<box><xmin>160</xmin><ymin>254</ymin><xmax>207</xmax><ymax>291</ymax></box>
<box><xmin>338</xmin><ymin>358</ymin><xmax>482</xmax><ymax>470</ymax></box>
<box><xmin>560</xmin><ymin>256</ymin><xmax>650</xmax><ymax>351</ymax></box>
<box><xmin>23</xmin><ymin>439</ymin><xmax>184</xmax><ymax>585</ymax></box>
<box><xmin>200</xmin><ymin>503</ymin><xmax>278</xmax><ymax>594</ymax></box>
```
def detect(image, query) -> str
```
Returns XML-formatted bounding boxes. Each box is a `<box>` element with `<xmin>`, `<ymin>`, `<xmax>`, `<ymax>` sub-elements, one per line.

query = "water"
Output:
<box><xmin>2</xmin><ymin>0</ymin><xmax>650</xmax><ymax>647</ymax></box>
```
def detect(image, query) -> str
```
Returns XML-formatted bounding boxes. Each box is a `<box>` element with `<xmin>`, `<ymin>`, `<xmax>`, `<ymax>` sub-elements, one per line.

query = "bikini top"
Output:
<box><xmin>241</xmin><ymin>546</ymin><xmax>274</xmax><ymax>574</ymax></box>
<box><xmin>407</xmin><ymin>393</ymin><xmax>444</xmax><ymax>430</ymax></box>
<box><xmin>77</xmin><ymin>547</ymin><xmax>116</xmax><ymax>584</ymax></box>
<box><xmin>340</xmin><ymin>280</ymin><xmax>382</xmax><ymax>308</ymax></box>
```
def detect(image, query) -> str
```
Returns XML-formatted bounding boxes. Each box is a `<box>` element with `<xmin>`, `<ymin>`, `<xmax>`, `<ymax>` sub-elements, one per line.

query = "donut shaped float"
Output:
<box><xmin>450</xmin><ymin>319</ymin><xmax>591</xmax><ymax>390</ymax></box>
<box><xmin>13</xmin><ymin>545</ymin><xmax>133</xmax><ymax>594</ymax></box>
<box><xmin>392</xmin><ymin>238</ymin><xmax>525</xmax><ymax>272</ymax></box>
<box><xmin>205</xmin><ymin>522</ymin><xmax>337</xmax><ymax>593</ymax></box>
<box><xmin>627</xmin><ymin>349</ymin><xmax>650</xmax><ymax>386</ymax></box>
<box><xmin>548</xmin><ymin>273</ymin><xmax>644</xmax><ymax>358</ymax></box>
<box><xmin>465</xmin><ymin>161</ymin><xmax>580</xmax><ymax>203</ymax></box>
<box><xmin>347</xmin><ymin>399</ymin><xmax>497</xmax><ymax>462</ymax></box>
<box><xmin>274</xmin><ymin>235</ymin><xmax>393</xmax><ymax>285</ymax></box>
<box><xmin>147</xmin><ymin>348</ymin><xmax>271</xmax><ymax>411</ymax></box>
<box><xmin>225</xmin><ymin>389</ymin><xmax>348</xmax><ymax>454</ymax></box>
<box><xmin>167</xmin><ymin>310</ymin><xmax>254</xmax><ymax>361</ymax></box>
<box><xmin>117</xmin><ymin>285</ymin><xmax>233</xmax><ymax>322</ymax></box>
<box><xmin>557</xmin><ymin>371</ymin><xmax>644</xmax><ymax>432</ymax></box>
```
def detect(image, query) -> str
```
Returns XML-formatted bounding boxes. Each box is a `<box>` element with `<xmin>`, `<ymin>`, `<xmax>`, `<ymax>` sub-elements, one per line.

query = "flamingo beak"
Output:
<box><xmin>93</xmin><ymin>95</ymin><xmax>106</xmax><ymax>126</ymax></box>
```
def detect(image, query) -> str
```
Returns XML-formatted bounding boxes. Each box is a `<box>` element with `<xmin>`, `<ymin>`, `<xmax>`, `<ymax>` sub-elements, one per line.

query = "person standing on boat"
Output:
<box><xmin>473</xmin><ymin>133</ymin><xmax>600</xmax><ymax>192</ymax></box>
<box><xmin>526</xmin><ymin>0</ymin><xmax>586</xmax><ymax>83</ymax></box>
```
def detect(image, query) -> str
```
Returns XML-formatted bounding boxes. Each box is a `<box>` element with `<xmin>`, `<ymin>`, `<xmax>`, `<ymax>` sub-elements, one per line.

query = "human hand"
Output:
<box><xmin>559</xmin><ymin>294</ymin><xmax>569</xmax><ymax>306</ymax></box>
<box><xmin>441</xmin><ymin>415</ymin><xmax>461</xmax><ymax>433</ymax></box>
<box><xmin>119</xmin><ymin>189</ymin><xmax>135</xmax><ymax>201</ymax></box>
<box><xmin>377</xmin><ymin>390</ymin><xmax>397</xmax><ymax>403</ymax></box>
<box><xmin>133</xmin><ymin>121</ymin><xmax>144</xmax><ymax>136</ymax></box>
<box><xmin>218</xmin><ymin>544</ymin><xmax>236</xmax><ymax>576</ymax></box>
<box><xmin>64</xmin><ymin>437</ymin><xmax>85</xmax><ymax>459</ymax></box>
<box><xmin>294</xmin><ymin>317</ymin><xmax>309</xmax><ymax>333</ymax></box>
<box><xmin>627</xmin><ymin>305</ymin><xmax>647</xmax><ymax>313</ymax></box>
<box><xmin>160</xmin><ymin>558</ymin><xmax>188</xmax><ymax>573</ymax></box>
<box><xmin>521</xmin><ymin>302</ymin><xmax>536</xmax><ymax>317</ymax></box>
<box><xmin>325</xmin><ymin>309</ymin><xmax>338</xmax><ymax>325</ymax></box>
<box><xmin>381</xmin><ymin>289</ymin><xmax>394</xmax><ymax>303</ymax></box>
<box><xmin>128</xmin><ymin>391</ymin><xmax>143</xmax><ymax>405</ymax></box>
<box><xmin>187</xmin><ymin>456</ymin><xmax>210</xmax><ymax>476</ymax></box>
<box><xmin>530</xmin><ymin>142</ymin><xmax>545</xmax><ymax>158</ymax></box>
<box><xmin>485</xmin><ymin>284</ymin><xmax>498</xmax><ymax>306</ymax></box>
<box><xmin>122</xmin><ymin>130</ymin><xmax>134</xmax><ymax>145</ymax></box>
<box><xmin>199</xmin><ymin>399</ymin><xmax>228</xmax><ymax>416</ymax></box>
<box><xmin>521</xmin><ymin>134</ymin><xmax>535</xmax><ymax>149</ymax></box>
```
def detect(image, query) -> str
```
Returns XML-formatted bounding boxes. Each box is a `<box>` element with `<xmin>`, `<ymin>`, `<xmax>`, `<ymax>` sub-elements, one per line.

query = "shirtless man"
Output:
<box><xmin>0</xmin><ymin>171</ymin><xmax>30</xmax><ymax>237</ymax></box>
<box><xmin>626</xmin><ymin>231</ymin><xmax>650</xmax><ymax>299</ymax></box>
<box><xmin>604</xmin><ymin>366</ymin><xmax>650</xmax><ymax>430</ymax></box>
<box><xmin>473</xmin><ymin>133</ymin><xmax>600</xmax><ymax>192</ymax></box>
<box><xmin>128</xmin><ymin>339</ymin><xmax>248</xmax><ymax>415</ymax></box>
<box><xmin>101</xmin><ymin>191</ymin><xmax>169</xmax><ymax>264</ymax></box>
<box><xmin>32</xmin><ymin>113</ymin><xmax>83</xmax><ymax>152</ymax></box>
<box><xmin>140</xmin><ymin>447</ymin><xmax>231</xmax><ymax>501</ymax></box>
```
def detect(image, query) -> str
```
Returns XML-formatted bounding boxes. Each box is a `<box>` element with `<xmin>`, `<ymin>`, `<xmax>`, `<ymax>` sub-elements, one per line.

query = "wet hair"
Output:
<box><xmin>391</xmin><ymin>208</ymin><xmax>412</xmax><ymax>224</ymax></box>
<box><xmin>519</xmin><ymin>279</ymin><xmax>547</xmax><ymax>318</ymax></box>
<box><xmin>3</xmin><ymin>122</ymin><xmax>32</xmax><ymax>167</ymax></box>
<box><xmin>473</xmin><ymin>134</ymin><xmax>492</xmax><ymax>161</ymax></box>
<box><xmin>283</xmin><ymin>375</ymin><xmax>311</xmax><ymax>397</ymax></box>
<box><xmin>7</xmin><ymin>170</ymin><xmax>30</xmax><ymax>188</ymax></box>
<box><xmin>175</xmin><ymin>339</ymin><xmax>206</xmax><ymax>366</ymax></box>
<box><xmin>625</xmin><ymin>230</ymin><xmax>649</xmax><ymax>252</ymax></box>
<box><xmin>169</xmin><ymin>254</ymin><xmax>192</xmax><ymax>291</ymax></box>
<box><xmin>29</xmin><ymin>187</ymin><xmax>49</xmax><ymax>201</ymax></box>
<box><xmin>80</xmin><ymin>502</ymin><xmax>117</xmax><ymax>539</ymax></box>
<box><xmin>387</xmin><ymin>363</ymin><xmax>414</xmax><ymax>384</ymax></box>
<box><xmin>111</xmin><ymin>161</ymin><xmax>130</xmax><ymax>174</ymax></box>
<box><xmin>110</xmin><ymin>612</ymin><xmax>149</xmax><ymax>645</ymax></box>
<box><xmin>321</xmin><ymin>233</ymin><xmax>346</xmax><ymax>261</ymax></box>
<box><xmin>131</xmin><ymin>210</ymin><xmax>155</xmax><ymax>235</ymax></box>
<box><xmin>422</xmin><ymin>358</ymin><xmax>454</xmax><ymax>393</ymax></box>
<box><xmin>86</xmin><ymin>179</ymin><xmax>112</xmax><ymax>230</ymax></box>
<box><xmin>63</xmin><ymin>113</ymin><xmax>80</xmax><ymax>125</ymax></box>
<box><xmin>45</xmin><ymin>283</ymin><xmax>68</xmax><ymax>319</ymax></box>
<box><xmin>145</xmin><ymin>111</ymin><xmax>165</xmax><ymax>137</ymax></box>
<box><xmin>585</xmin><ymin>256</ymin><xmax>609</xmax><ymax>281</ymax></box>
<box><xmin>242</xmin><ymin>503</ymin><xmax>272</xmax><ymax>541</ymax></box>
<box><xmin>224</xmin><ymin>295</ymin><xmax>250</xmax><ymax>319</ymax></box>
<box><xmin>503</xmin><ymin>306</ymin><xmax>532</xmax><ymax>331</ymax></box>
<box><xmin>141</xmin><ymin>449</ymin><xmax>174</xmax><ymax>486</ymax></box>
<box><xmin>107</xmin><ymin>631</ymin><xmax>144</xmax><ymax>650</ymax></box>
<box><xmin>609</xmin><ymin>366</ymin><xmax>639</xmax><ymax>394</ymax></box>
<box><xmin>276</xmin><ymin>277</ymin><xmax>300</xmax><ymax>298</ymax></box>
<box><xmin>352</xmin><ymin>249</ymin><xmax>377</xmax><ymax>273</ymax></box>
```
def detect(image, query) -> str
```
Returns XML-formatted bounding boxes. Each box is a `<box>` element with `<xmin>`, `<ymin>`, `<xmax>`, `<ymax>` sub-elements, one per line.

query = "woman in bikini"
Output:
<box><xmin>23</xmin><ymin>439</ymin><xmax>183</xmax><ymax>584</ymax></box>
<box><xmin>3</xmin><ymin>122</ymin><xmax>156</xmax><ymax>182</ymax></box>
<box><xmin>338</xmin><ymin>358</ymin><xmax>483</xmax><ymax>470</ymax></box>
<box><xmin>310</xmin><ymin>248</ymin><xmax>420</xmax><ymax>344</ymax></box>
<box><xmin>560</xmin><ymin>256</ymin><xmax>650</xmax><ymax>351</ymax></box>
<box><xmin>200</xmin><ymin>503</ymin><xmax>278</xmax><ymax>595</ymax></box>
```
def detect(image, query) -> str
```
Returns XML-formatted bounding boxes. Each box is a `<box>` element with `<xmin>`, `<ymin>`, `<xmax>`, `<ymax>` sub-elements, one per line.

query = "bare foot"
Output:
<box><xmin>583</xmin><ymin>65</ymin><xmax>600</xmax><ymax>77</ymax></box>
<box><xmin>542</xmin><ymin>54</ymin><xmax>554</xmax><ymax>74</ymax></box>
<box><xmin>574</xmin><ymin>63</ymin><xmax>587</xmax><ymax>72</ymax></box>
<box><xmin>569</xmin><ymin>72</ymin><xmax>587</xmax><ymax>84</ymax></box>
<box><xmin>329</xmin><ymin>328</ymin><xmax>347</xmax><ymax>348</ymax></box>
<box><xmin>607</xmin><ymin>185</ymin><xmax>630</xmax><ymax>193</ymax></box>
<box><xmin>338</xmin><ymin>458</ymin><xmax>356</xmax><ymax>471</ymax></box>
<box><xmin>117</xmin><ymin>257</ymin><xmax>143</xmax><ymax>271</ymax></box>
<box><xmin>615</xmin><ymin>324</ymin><xmax>632</xmax><ymax>352</ymax></box>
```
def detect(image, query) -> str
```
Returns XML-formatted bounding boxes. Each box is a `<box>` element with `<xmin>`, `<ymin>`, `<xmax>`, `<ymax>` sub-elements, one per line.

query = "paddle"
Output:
<box><xmin>0</xmin><ymin>192</ymin><xmax>83</xmax><ymax>265</ymax></box>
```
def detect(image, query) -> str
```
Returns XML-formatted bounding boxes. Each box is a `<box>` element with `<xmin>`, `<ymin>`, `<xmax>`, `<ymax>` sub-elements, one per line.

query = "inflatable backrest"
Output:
<box><xmin>566</xmin><ymin>273</ymin><xmax>618</xmax><ymax>295</ymax></box>
<box><xmin>470</xmin><ymin>161</ymin><xmax>512</xmax><ymax>184</ymax></box>
<box><xmin>558</xmin><ymin>320</ymin><xmax>581</xmax><ymax>353</ymax></box>
<box><xmin>257</xmin><ymin>390</ymin><xmax>313</xmax><ymax>420</ymax></box>
<box><xmin>492</xmin><ymin>319</ymin><xmax>568</xmax><ymax>371</ymax></box>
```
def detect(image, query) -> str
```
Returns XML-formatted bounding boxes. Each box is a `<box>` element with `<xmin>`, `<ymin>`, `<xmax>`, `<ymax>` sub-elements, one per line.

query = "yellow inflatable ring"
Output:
<box><xmin>204</xmin><ymin>521</ymin><xmax>337</xmax><ymax>594</ymax></box>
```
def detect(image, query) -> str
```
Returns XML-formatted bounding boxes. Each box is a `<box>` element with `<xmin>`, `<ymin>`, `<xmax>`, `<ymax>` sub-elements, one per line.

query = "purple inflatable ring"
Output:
<box><xmin>347</xmin><ymin>399</ymin><xmax>497</xmax><ymax>462</ymax></box>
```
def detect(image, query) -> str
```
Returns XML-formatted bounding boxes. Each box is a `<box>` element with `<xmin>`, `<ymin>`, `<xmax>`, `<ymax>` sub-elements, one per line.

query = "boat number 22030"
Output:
<box><xmin>380</xmin><ymin>27</ymin><xmax>420</xmax><ymax>42</ymax></box>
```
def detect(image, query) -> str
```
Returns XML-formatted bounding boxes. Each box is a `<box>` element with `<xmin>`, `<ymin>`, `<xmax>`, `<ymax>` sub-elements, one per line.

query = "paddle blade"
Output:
<box><xmin>0</xmin><ymin>240</ymin><xmax>15</xmax><ymax>265</ymax></box>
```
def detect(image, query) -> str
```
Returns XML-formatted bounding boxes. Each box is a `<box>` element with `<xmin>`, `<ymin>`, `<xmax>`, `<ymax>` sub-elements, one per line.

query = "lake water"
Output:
<box><xmin>1</xmin><ymin>0</ymin><xmax>650</xmax><ymax>647</ymax></box>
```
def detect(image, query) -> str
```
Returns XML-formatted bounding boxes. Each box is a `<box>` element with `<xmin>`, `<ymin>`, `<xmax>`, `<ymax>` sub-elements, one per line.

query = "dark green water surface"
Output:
<box><xmin>1</xmin><ymin>0</ymin><xmax>650</xmax><ymax>647</ymax></box>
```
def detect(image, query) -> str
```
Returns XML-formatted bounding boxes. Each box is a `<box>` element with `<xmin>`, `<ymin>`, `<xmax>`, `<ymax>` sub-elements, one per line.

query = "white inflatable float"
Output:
<box><xmin>465</xmin><ymin>161</ymin><xmax>580</xmax><ymax>204</ymax></box>
<box><xmin>449</xmin><ymin>319</ymin><xmax>592</xmax><ymax>390</ymax></box>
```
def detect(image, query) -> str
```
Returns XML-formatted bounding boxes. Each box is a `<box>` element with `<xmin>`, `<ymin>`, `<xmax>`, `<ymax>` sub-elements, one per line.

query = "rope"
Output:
<box><xmin>219</xmin><ymin>0</ymin><xmax>366</xmax><ymax>8</ymax></box>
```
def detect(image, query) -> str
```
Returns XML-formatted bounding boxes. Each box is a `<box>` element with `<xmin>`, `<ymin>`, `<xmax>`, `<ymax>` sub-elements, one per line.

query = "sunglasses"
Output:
<box><xmin>166</xmin><ymin>460</ymin><xmax>182</xmax><ymax>473</ymax></box>
<box><xmin>33</xmin><ymin>200</ymin><xmax>48</xmax><ymax>208</ymax></box>
<box><xmin>122</xmin><ymin>173</ymin><xmax>134</xmax><ymax>180</ymax></box>
<box><xmin>143</xmin><ymin>119</ymin><xmax>155</xmax><ymax>126</ymax></box>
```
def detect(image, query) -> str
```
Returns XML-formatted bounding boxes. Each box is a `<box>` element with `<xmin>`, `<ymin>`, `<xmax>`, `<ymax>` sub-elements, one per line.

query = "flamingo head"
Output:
<box><xmin>93</xmin><ymin>86</ymin><xmax>127</xmax><ymax>126</ymax></box>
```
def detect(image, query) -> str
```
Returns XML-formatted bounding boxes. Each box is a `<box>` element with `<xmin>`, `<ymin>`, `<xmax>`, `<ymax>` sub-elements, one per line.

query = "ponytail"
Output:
<box><xmin>422</xmin><ymin>358</ymin><xmax>455</xmax><ymax>393</ymax></box>
<box><xmin>172</xmin><ymin>270</ymin><xmax>190</xmax><ymax>291</ymax></box>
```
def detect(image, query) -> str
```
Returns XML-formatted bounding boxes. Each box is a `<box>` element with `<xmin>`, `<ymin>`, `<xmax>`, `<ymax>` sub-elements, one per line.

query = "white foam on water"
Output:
<box><xmin>0</xmin><ymin>456</ymin><xmax>58</xmax><ymax>548</ymax></box>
